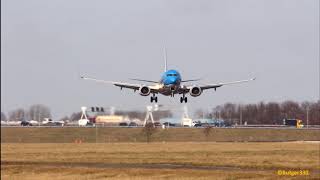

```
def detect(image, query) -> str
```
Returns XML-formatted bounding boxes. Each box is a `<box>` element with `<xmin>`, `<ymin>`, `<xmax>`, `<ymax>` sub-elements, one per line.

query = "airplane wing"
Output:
<box><xmin>81</xmin><ymin>76</ymin><xmax>160</xmax><ymax>92</ymax></box>
<box><xmin>130</xmin><ymin>78</ymin><xmax>202</xmax><ymax>84</ymax></box>
<box><xmin>81</xmin><ymin>76</ymin><xmax>141</xmax><ymax>90</ymax></box>
<box><xmin>181</xmin><ymin>78</ymin><xmax>202</xmax><ymax>83</ymax></box>
<box><xmin>183</xmin><ymin>78</ymin><xmax>256</xmax><ymax>92</ymax></box>
<box><xmin>129</xmin><ymin>78</ymin><xmax>158</xmax><ymax>83</ymax></box>
<box><xmin>200</xmin><ymin>78</ymin><xmax>256</xmax><ymax>90</ymax></box>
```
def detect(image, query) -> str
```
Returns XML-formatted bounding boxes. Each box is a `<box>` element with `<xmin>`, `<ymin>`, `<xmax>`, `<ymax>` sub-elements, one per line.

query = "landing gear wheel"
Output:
<box><xmin>151</xmin><ymin>96</ymin><xmax>158</xmax><ymax>103</ymax></box>
<box><xmin>180</xmin><ymin>97</ymin><xmax>188</xmax><ymax>103</ymax></box>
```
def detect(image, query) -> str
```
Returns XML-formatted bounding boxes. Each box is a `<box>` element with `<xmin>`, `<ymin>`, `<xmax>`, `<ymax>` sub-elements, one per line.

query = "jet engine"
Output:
<box><xmin>189</xmin><ymin>86</ymin><xmax>202</xmax><ymax>97</ymax></box>
<box><xmin>139</xmin><ymin>86</ymin><xmax>151</xmax><ymax>96</ymax></box>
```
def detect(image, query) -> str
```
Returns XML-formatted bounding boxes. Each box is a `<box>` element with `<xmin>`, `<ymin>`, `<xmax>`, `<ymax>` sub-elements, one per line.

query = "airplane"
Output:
<box><xmin>81</xmin><ymin>48</ymin><xmax>255</xmax><ymax>103</ymax></box>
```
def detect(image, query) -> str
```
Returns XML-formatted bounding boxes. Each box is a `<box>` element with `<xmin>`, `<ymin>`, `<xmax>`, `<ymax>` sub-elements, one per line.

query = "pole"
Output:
<box><xmin>96</xmin><ymin>123</ymin><xmax>98</xmax><ymax>143</ymax></box>
<box><xmin>307</xmin><ymin>107</ymin><xmax>309</xmax><ymax>129</ymax></box>
<box><xmin>239</xmin><ymin>105</ymin><xmax>242</xmax><ymax>125</ymax></box>
<box><xmin>38</xmin><ymin>108</ymin><xmax>41</xmax><ymax>127</ymax></box>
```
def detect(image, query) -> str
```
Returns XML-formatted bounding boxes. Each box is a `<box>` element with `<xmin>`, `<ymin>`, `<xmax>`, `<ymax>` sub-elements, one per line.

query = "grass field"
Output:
<box><xmin>1</xmin><ymin>127</ymin><xmax>320</xmax><ymax>143</ymax></box>
<box><xmin>2</xmin><ymin>128</ymin><xmax>319</xmax><ymax>179</ymax></box>
<box><xmin>1</xmin><ymin>142</ymin><xmax>320</xmax><ymax>179</ymax></box>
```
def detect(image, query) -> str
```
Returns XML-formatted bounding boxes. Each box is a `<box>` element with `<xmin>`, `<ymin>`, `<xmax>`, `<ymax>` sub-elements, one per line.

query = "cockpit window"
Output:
<box><xmin>167</xmin><ymin>74</ymin><xmax>177</xmax><ymax>77</ymax></box>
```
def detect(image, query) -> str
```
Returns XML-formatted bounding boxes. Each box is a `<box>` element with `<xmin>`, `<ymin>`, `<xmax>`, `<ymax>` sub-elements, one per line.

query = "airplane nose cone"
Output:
<box><xmin>164</xmin><ymin>77</ymin><xmax>177</xmax><ymax>85</ymax></box>
<box><xmin>168</xmin><ymin>77</ymin><xmax>177</xmax><ymax>84</ymax></box>
<box><xmin>171</xmin><ymin>78</ymin><xmax>176</xmax><ymax>83</ymax></box>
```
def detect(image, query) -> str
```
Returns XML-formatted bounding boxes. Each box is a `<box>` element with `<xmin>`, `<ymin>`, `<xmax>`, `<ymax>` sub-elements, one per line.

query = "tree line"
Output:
<box><xmin>1</xmin><ymin>100</ymin><xmax>319</xmax><ymax>125</ymax></box>
<box><xmin>208</xmin><ymin>100</ymin><xmax>319</xmax><ymax>125</ymax></box>
<box><xmin>1</xmin><ymin>104</ymin><xmax>51</xmax><ymax>122</ymax></box>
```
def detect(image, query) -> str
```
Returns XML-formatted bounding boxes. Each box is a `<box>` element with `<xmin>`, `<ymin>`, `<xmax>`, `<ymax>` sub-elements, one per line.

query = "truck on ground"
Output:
<box><xmin>283</xmin><ymin>119</ymin><xmax>304</xmax><ymax>128</ymax></box>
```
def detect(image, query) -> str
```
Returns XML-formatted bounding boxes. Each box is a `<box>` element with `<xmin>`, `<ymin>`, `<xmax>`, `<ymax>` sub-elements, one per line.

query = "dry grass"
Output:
<box><xmin>1</xmin><ymin>166</ymin><xmax>277</xmax><ymax>180</ymax></box>
<box><xmin>2</xmin><ymin>142</ymin><xmax>319</xmax><ymax>179</ymax></box>
<box><xmin>1</xmin><ymin>127</ymin><xmax>320</xmax><ymax>143</ymax></box>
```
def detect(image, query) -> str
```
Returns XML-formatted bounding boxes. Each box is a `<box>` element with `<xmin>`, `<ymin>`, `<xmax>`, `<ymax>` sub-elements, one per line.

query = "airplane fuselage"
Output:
<box><xmin>159</xmin><ymin>69</ymin><xmax>182</xmax><ymax>96</ymax></box>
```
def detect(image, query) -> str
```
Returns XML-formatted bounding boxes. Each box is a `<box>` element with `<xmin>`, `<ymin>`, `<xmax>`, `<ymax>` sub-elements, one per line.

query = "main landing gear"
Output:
<box><xmin>150</xmin><ymin>95</ymin><xmax>158</xmax><ymax>103</ymax></box>
<box><xmin>180</xmin><ymin>95</ymin><xmax>187</xmax><ymax>103</ymax></box>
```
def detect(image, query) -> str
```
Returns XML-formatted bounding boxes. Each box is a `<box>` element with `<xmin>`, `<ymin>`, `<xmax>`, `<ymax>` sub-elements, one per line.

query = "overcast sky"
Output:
<box><xmin>1</xmin><ymin>0</ymin><xmax>319</xmax><ymax>119</ymax></box>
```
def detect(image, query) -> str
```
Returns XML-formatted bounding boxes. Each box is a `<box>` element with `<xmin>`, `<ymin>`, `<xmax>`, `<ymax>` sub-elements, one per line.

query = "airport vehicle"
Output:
<box><xmin>78</xmin><ymin>119</ymin><xmax>91</xmax><ymax>126</ymax></box>
<box><xmin>182</xmin><ymin>118</ymin><xmax>193</xmax><ymax>127</ymax></box>
<box><xmin>119</xmin><ymin>122</ymin><xmax>128</xmax><ymax>126</ymax></box>
<box><xmin>128</xmin><ymin>122</ymin><xmax>138</xmax><ymax>127</ymax></box>
<box><xmin>81</xmin><ymin>48</ymin><xmax>255</xmax><ymax>103</ymax></box>
<box><xmin>182</xmin><ymin>118</ymin><xmax>205</xmax><ymax>127</ymax></box>
<box><xmin>21</xmin><ymin>121</ymin><xmax>32</xmax><ymax>126</ymax></box>
<box><xmin>163</xmin><ymin>122</ymin><xmax>175</xmax><ymax>127</ymax></box>
<box><xmin>283</xmin><ymin>119</ymin><xmax>304</xmax><ymax>128</ymax></box>
<box><xmin>193</xmin><ymin>121</ymin><xmax>202</xmax><ymax>127</ymax></box>
<box><xmin>42</xmin><ymin>118</ymin><xmax>64</xmax><ymax>126</ymax></box>
<box><xmin>29</xmin><ymin>120</ymin><xmax>39</xmax><ymax>126</ymax></box>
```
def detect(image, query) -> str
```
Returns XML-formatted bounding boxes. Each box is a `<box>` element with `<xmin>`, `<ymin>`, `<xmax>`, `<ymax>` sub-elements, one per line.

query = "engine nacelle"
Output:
<box><xmin>139</xmin><ymin>86</ymin><xmax>151</xmax><ymax>96</ymax></box>
<box><xmin>189</xmin><ymin>86</ymin><xmax>202</xmax><ymax>97</ymax></box>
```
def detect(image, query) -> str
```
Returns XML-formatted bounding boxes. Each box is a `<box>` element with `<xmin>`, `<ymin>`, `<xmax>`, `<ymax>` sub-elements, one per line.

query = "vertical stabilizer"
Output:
<box><xmin>164</xmin><ymin>47</ymin><xmax>168</xmax><ymax>72</ymax></box>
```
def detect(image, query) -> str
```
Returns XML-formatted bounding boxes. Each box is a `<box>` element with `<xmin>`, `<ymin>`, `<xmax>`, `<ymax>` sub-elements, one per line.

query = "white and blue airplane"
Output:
<box><xmin>81</xmin><ymin>49</ymin><xmax>255</xmax><ymax>103</ymax></box>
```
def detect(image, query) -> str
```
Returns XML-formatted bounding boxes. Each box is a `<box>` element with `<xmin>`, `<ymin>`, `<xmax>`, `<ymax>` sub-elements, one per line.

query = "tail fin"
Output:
<box><xmin>164</xmin><ymin>47</ymin><xmax>167</xmax><ymax>72</ymax></box>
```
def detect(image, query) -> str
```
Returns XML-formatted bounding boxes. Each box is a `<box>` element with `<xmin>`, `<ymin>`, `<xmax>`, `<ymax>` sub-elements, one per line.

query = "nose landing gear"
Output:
<box><xmin>150</xmin><ymin>95</ymin><xmax>158</xmax><ymax>103</ymax></box>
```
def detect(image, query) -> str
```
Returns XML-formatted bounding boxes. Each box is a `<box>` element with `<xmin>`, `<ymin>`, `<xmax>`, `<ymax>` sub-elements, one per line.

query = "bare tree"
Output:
<box><xmin>266</xmin><ymin>102</ymin><xmax>281</xmax><ymax>124</ymax></box>
<box><xmin>8</xmin><ymin>108</ymin><xmax>26</xmax><ymax>121</ymax></box>
<box><xmin>59</xmin><ymin>116</ymin><xmax>69</xmax><ymax>122</ymax></box>
<box><xmin>281</xmin><ymin>101</ymin><xmax>301</xmax><ymax>119</ymax></box>
<box><xmin>210</xmin><ymin>100</ymin><xmax>319</xmax><ymax>125</ymax></box>
<box><xmin>242</xmin><ymin>104</ymin><xmax>258</xmax><ymax>124</ymax></box>
<box><xmin>1</xmin><ymin>112</ymin><xmax>7</xmax><ymax>121</ymax></box>
<box><xmin>203</xmin><ymin>125</ymin><xmax>213</xmax><ymax>141</ymax></box>
<box><xmin>153</xmin><ymin>110</ymin><xmax>173</xmax><ymax>120</ymax></box>
<box><xmin>220</xmin><ymin>103</ymin><xmax>237</xmax><ymax>125</ymax></box>
<box><xmin>195</xmin><ymin>109</ymin><xmax>205</xmax><ymax>118</ymax></box>
<box><xmin>70</xmin><ymin>112</ymin><xmax>82</xmax><ymax>121</ymax></box>
<box><xmin>212</xmin><ymin>105</ymin><xmax>223</xmax><ymax>119</ymax></box>
<box><xmin>142</xmin><ymin>122</ymin><xmax>157</xmax><ymax>143</ymax></box>
<box><xmin>308</xmin><ymin>100</ymin><xmax>320</xmax><ymax>125</ymax></box>
<box><xmin>28</xmin><ymin>104</ymin><xmax>51</xmax><ymax>122</ymax></box>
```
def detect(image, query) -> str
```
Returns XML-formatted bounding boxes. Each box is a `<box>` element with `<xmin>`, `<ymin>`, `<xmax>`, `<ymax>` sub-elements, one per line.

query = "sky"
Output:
<box><xmin>1</xmin><ymin>0</ymin><xmax>319</xmax><ymax>119</ymax></box>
